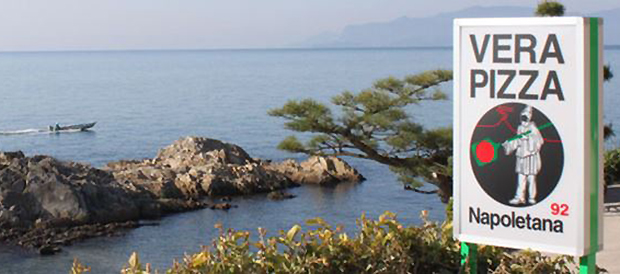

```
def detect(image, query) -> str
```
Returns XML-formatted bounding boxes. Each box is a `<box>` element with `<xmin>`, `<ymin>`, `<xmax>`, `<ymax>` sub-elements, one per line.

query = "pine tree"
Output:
<box><xmin>535</xmin><ymin>1</ymin><xmax>566</xmax><ymax>17</ymax></box>
<box><xmin>269</xmin><ymin>70</ymin><xmax>455</xmax><ymax>202</ymax></box>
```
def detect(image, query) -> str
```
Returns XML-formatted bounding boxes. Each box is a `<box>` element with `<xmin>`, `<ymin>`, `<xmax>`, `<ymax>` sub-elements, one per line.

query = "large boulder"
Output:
<box><xmin>0</xmin><ymin>152</ymin><xmax>141</xmax><ymax>228</ymax></box>
<box><xmin>156</xmin><ymin>137</ymin><xmax>255</xmax><ymax>167</ymax></box>
<box><xmin>266</xmin><ymin>156</ymin><xmax>365</xmax><ymax>185</ymax></box>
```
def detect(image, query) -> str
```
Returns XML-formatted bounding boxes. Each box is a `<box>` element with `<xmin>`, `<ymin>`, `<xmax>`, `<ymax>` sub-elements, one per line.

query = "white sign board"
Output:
<box><xmin>453</xmin><ymin>17</ymin><xmax>603</xmax><ymax>256</ymax></box>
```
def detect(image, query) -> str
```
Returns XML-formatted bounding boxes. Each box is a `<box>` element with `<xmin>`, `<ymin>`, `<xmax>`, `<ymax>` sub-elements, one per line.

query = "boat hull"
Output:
<box><xmin>49</xmin><ymin>122</ymin><xmax>96</xmax><ymax>132</ymax></box>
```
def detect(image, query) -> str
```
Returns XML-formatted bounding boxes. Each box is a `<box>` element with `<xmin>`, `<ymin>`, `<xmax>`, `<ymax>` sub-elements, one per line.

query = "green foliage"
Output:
<box><xmin>276</xmin><ymin>136</ymin><xmax>307</xmax><ymax>153</ymax></box>
<box><xmin>270</xmin><ymin>70</ymin><xmax>455</xmax><ymax>202</ymax></box>
<box><xmin>489</xmin><ymin>250</ymin><xmax>575</xmax><ymax>274</ymax></box>
<box><xmin>179</xmin><ymin>211</ymin><xmax>463</xmax><ymax>273</ymax></box>
<box><xmin>605</xmin><ymin>148</ymin><xmax>620</xmax><ymax>186</ymax></box>
<box><xmin>268</xmin><ymin>99</ymin><xmax>336</xmax><ymax>133</ymax></box>
<box><xmin>122</xmin><ymin>252</ymin><xmax>152</xmax><ymax>274</ymax></box>
<box><xmin>605</xmin><ymin>123</ymin><xmax>615</xmax><ymax>140</ymax></box>
<box><xmin>70</xmin><ymin>258</ymin><xmax>91</xmax><ymax>274</ymax></box>
<box><xmin>535</xmin><ymin>1</ymin><xmax>565</xmax><ymax>17</ymax></box>
<box><xmin>604</xmin><ymin>64</ymin><xmax>615</xmax><ymax>138</ymax></box>
<box><xmin>108</xmin><ymin>212</ymin><xmax>461</xmax><ymax>274</ymax></box>
<box><xmin>80</xmin><ymin>210</ymin><xmax>591</xmax><ymax>273</ymax></box>
<box><xmin>604</xmin><ymin>65</ymin><xmax>613</xmax><ymax>82</ymax></box>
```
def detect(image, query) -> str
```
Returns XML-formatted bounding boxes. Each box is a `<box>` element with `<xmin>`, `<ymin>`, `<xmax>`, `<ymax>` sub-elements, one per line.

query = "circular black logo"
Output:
<box><xmin>470</xmin><ymin>103</ymin><xmax>564</xmax><ymax>207</ymax></box>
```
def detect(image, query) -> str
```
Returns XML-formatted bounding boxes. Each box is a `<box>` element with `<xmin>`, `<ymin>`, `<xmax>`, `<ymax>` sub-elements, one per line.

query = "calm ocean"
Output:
<box><xmin>0</xmin><ymin>48</ymin><xmax>618</xmax><ymax>273</ymax></box>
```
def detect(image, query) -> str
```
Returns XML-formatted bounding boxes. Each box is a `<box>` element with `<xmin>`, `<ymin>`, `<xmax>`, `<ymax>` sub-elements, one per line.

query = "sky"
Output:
<box><xmin>0</xmin><ymin>0</ymin><xmax>618</xmax><ymax>52</ymax></box>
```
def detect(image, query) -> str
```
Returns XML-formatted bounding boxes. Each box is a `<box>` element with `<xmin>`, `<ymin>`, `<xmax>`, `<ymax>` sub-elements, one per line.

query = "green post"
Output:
<box><xmin>580</xmin><ymin>17</ymin><xmax>601</xmax><ymax>274</ymax></box>
<box><xmin>580</xmin><ymin>255</ymin><xmax>596</xmax><ymax>274</ymax></box>
<box><xmin>461</xmin><ymin>242</ymin><xmax>478</xmax><ymax>273</ymax></box>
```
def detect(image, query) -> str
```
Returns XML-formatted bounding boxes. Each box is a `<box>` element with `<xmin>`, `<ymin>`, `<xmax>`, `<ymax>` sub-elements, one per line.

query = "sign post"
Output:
<box><xmin>580</xmin><ymin>17</ymin><xmax>602</xmax><ymax>274</ymax></box>
<box><xmin>453</xmin><ymin>17</ymin><xmax>603</xmax><ymax>273</ymax></box>
<box><xmin>460</xmin><ymin>242</ymin><xmax>477</xmax><ymax>273</ymax></box>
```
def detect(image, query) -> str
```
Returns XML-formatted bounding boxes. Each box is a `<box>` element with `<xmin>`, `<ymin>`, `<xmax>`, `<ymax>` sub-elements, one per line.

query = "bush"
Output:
<box><xmin>605</xmin><ymin>148</ymin><xmax>620</xmax><ymax>187</ymax></box>
<box><xmin>70</xmin><ymin>207</ymin><xmax>597</xmax><ymax>273</ymax></box>
<box><xmin>121</xmin><ymin>211</ymin><xmax>460</xmax><ymax>273</ymax></box>
<box><xmin>535</xmin><ymin>1</ymin><xmax>565</xmax><ymax>17</ymax></box>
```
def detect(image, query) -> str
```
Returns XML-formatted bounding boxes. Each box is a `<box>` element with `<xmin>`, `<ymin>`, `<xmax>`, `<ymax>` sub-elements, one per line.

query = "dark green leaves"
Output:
<box><xmin>535</xmin><ymin>1</ymin><xmax>565</xmax><ymax>17</ymax></box>
<box><xmin>604</xmin><ymin>64</ymin><xmax>613</xmax><ymax>82</ymax></box>
<box><xmin>268</xmin><ymin>99</ymin><xmax>336</xmax><ymax>133</ymax></box>
<box><xmin>277</xmin><ymin>136</ymin><xmax>307</xmax><ymax>153</ymax></box>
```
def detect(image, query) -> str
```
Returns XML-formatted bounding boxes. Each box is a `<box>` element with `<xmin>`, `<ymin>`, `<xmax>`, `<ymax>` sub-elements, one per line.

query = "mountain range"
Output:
<box><xmin>296</xmin><ymin>6</ymin><xmax>620</xmax><ymax>48</ymax></box>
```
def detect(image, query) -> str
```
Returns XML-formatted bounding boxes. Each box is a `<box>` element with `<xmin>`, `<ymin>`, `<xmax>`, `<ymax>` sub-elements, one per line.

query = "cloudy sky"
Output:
<box><xmin>0</xmin><ymin>0</ymin><xmax>618</xmax><ymax>51</ymax></box>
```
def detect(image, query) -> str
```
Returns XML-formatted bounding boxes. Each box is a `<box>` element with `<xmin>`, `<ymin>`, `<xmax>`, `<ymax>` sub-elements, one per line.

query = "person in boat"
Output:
<box><xmin>54</xmin><ymin>122</ymin><xmax>60</xmax><ymax>131</ymax></box>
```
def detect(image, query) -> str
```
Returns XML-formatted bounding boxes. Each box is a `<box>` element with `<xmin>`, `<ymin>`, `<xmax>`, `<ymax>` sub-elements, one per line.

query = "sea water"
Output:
<box><xmin>0</xmin><ymin>48</ymin><xmax>618</xmax><ymax>273</ymax></box>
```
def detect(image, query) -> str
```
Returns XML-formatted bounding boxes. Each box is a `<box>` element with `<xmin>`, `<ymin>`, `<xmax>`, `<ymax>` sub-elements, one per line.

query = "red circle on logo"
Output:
<box><xmin>476</xmin><ymin>140</ymin><xmax>495</xmax><ymax>163</ymax></box>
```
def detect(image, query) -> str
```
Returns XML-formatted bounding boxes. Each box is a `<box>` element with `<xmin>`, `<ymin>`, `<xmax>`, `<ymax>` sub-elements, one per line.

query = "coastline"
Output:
<box><xmin>0</xmin><ymin>137</ymin><xmax>363</xmax><ymax>255</ymax></box>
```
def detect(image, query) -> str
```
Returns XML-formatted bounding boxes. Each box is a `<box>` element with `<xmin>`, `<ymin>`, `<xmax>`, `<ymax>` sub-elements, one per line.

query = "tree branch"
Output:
<box><xmin>342</xmin><ymin>130</ymin><xmax>410</xmax><ymax>167</ymax></box>
<box><xmin>404</xmin><ymin>185</ymin><xmax>438</xmax><ymax>194</ymax></box>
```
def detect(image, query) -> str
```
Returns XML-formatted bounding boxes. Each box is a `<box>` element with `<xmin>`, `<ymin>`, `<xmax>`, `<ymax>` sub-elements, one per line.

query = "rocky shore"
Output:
<box><xmin>0</xmin><ymin>137</ymin><xmax>363</xmax><ymax>255</ymax></box>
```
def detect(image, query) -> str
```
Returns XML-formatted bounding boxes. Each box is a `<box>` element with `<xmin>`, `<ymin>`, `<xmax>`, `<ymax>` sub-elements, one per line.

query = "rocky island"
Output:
<box><xmin>0</xmin><ymin>137</ymin><xmax>363</xmax><ymax>255</ymax></box>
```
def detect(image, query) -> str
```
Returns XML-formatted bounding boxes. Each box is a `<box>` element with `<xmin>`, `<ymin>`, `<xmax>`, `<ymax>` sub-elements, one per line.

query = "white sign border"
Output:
<box><xmin>452</xmin><ymin>17</ymin><xmax>603</xmax><ymax>256</ymax></box>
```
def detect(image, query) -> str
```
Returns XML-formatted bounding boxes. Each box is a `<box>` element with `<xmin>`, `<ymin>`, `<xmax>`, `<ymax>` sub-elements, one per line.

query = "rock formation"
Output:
<box><xmin>267</xmin><ymin>190</ymin><xmax>297</xmax><ymax>200</ymax></box>
<box><xmin>0</xmin><ymin>136</ymin><xmax>364</xmax><ymax>255</ymax></box>
<box><xmin>0</xmin><ymin>152</ymin><xmax>142</xmax><ymax>228</ymax></box>
<box><xmin>266</xmin><ymin>156</ymin><xmax>365</xmax><ymax>185</ymax></box>
<box><xmin>0</xmin><ymin>152</ymin><xmax>163</xmax><ymax>254</ymax></box>
<box><xmin>106</xmin><ymin>137</ymin><xmax>297</xmax><ymax>199</ymax></box>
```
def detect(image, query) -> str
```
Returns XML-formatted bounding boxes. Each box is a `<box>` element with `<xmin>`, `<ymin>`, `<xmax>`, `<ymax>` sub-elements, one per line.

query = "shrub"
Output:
<box><xmin>605</xmin><ymin>148</ymin><xmax>620</xmax><ymax>187</ymax></box>
<box><xmin>71</xmin><ymin>258</ymin><xmax>91</xmax><ymax>274</ymax></box>
<box><xmin>535</xmin><ymin>1</ymin><xmax>565</xmax><ymax>17</ymax></box>
<box><xmin>119</xmin><ymin>211</ymin><xmax>460</xmax><ymax>273</ymax></box>
<box><xmin>88</xmin><ymin>209</ymin><xmax>592</xmax><ymax>273</ymax></box>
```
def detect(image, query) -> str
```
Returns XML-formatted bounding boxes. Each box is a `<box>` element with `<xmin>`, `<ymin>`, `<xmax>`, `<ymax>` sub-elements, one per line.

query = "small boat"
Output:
<box><xmin>49</xmin><ymin>122</ymin><xmax>96</xmax><ymax>132</ymax></box>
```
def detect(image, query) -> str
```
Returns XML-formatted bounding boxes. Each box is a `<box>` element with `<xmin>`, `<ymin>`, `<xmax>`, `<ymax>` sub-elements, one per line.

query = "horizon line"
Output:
<box><xmin>0</xmin><ymin>44</ymin><xmax>620</xmax><ymax>54</ymax></box>
<box><xmin>1</xmin><ymin>44</ymin><xmax>619</xmax><ymax>54</ymax></box>
<box><xmin>0</xmin><ymin>45</ymin><xmax>453</xmax><ymax>54</ymax></box>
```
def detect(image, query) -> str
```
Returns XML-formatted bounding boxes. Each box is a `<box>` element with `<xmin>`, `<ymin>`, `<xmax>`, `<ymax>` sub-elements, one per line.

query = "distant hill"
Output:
<box><xmin>296</xmin><ymin>6</ymin><xmax>620</xmax><ymax>48</ymax></box>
